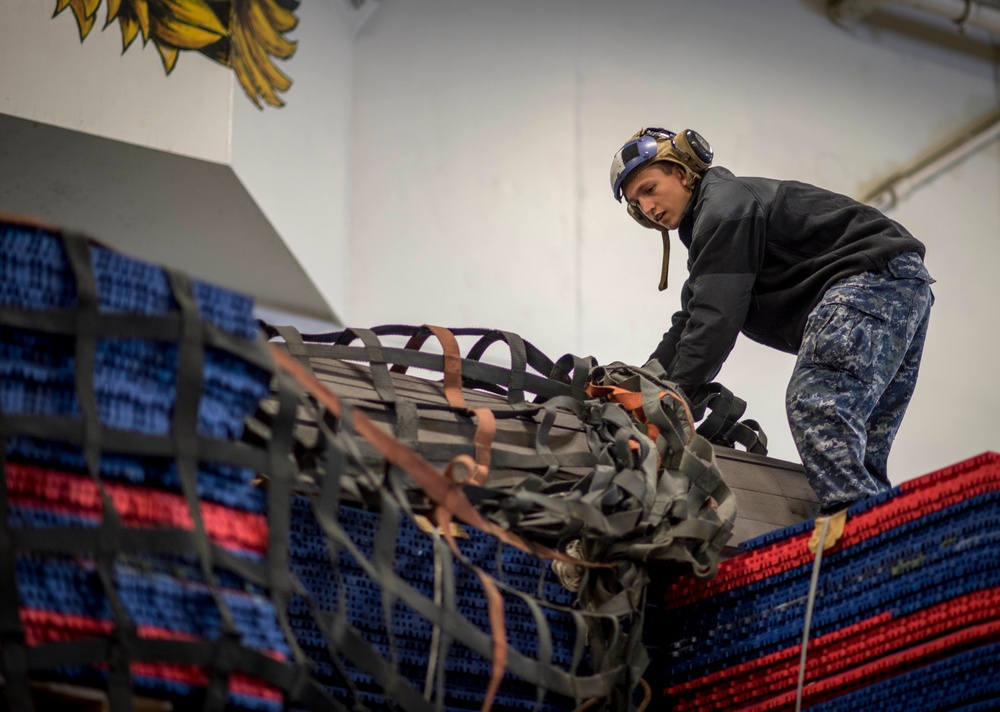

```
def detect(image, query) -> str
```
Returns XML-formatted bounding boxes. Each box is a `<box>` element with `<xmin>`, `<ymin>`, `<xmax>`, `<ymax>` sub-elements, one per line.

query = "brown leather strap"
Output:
<box><xmin>658</xmin><ymin>230</ymin><xmax>671</xmax><ymax>291</ymax></box>
<box><xmin>437</xmin><ymin>459</ymin><xmax>507</xmax><ymax>712</ymax></box>
<box><xmin>347</xmin><ymin>324</ymin><xmax>495</xmax><ymax>485</ymax></box>
<box><xmin>469</xmin><ymin>407</ymin><xmax>496</xmax><ymax>486</ymax></box>
<box><xmin>390</xmin><ymin>325</ymin><xmax>466</xmax><ymax>408</ymax></box>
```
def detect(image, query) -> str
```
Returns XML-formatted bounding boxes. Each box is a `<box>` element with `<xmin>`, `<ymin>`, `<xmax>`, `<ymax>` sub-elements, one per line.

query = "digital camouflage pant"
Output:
<box><xmin>786</xmin><ymin>251</ymin><xmax>934</xmax><ymax>512</ymax></box>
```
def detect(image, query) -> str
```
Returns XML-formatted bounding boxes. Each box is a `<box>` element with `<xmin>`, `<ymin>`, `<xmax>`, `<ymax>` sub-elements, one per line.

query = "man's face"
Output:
<box><xmin>622</xmin><ymin>163</ymin><xmax>692</xmax><ymax>231</ymax></box>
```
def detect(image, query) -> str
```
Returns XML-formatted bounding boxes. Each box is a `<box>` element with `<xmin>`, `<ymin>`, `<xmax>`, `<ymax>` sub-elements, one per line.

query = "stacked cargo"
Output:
<box><xmin>0</xmin><ymin>218</ymin><xmax>650</xmax><ymax>711</ymax></box>
<box><xmin>261</xmin><ymin>328</ymin><xmax>651</xmax><ymax>711</ymax></box>
<box><xmin>0</xmin><ymin>218</ymin><xmax>287</xmax><ymax>709</ymax></box>
<box><xmin>286</xmin><ymin>495</ymin><xmax>587</xmax><ymax>711</ymax></box>
<box><xmin>1</xmin><ymin>214</ymin><xmax>836</xmax><ymax>711</ymax></box>
<box><xmin>646</xmin><ymin>452</ymin><xmax>1000</xmax><ymax>711</ymax></box>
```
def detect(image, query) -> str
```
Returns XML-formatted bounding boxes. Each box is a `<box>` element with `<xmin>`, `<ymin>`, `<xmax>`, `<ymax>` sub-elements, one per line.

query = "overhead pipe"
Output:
<box><xmin>862</xmin><ymin>110</ymin><xmax>1000</xmax><ymax>210</ymax></box>
<box><xmin>828</xmin><ymin>0</ymin><xmax>1000</xmax><ymax>208</ymax></box>
<box><xmin>828</xmin><ymin>0</ymin><xmax>1000</xmax><ymax>35</ymax></box>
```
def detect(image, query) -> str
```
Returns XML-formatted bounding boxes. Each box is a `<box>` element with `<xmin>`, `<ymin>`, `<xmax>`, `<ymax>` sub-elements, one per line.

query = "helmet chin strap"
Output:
<box><xmin>658</xmin><ymin>230</ymin><xmax>670</xmax><ymax>291</ymax></box>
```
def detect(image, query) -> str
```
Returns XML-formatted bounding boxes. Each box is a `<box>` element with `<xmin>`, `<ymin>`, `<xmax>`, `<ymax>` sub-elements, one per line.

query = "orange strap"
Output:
<box><xmin>390</xmin><ymin>324</ymin><xmax>466</xmax><ymax>407</ymax></box>
<box><xmin>437</xmin><ymin>457</ymin><xmax>507</xmax><ymax>712</ymax></box>
<box><xmin>586</xmin><ymin>383</ymin><xmax>645</xmax><ymax>411</ymax></box>
<box><xmin>585</xmin><ymin>381</ymin><xmax>695</xmax><ymax>449</ymax></box>
<box><xmin>469</xmin><ymin>407</ymin><xmax>496</xmax><ymax>486</ymax></box>
<box><xmin>387</xmin><ymin>325</ymin><xmax>495</xmax><ymax>484</ymax></box>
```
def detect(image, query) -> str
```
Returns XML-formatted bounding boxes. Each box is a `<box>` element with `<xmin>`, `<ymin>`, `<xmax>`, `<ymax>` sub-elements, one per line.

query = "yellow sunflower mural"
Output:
<box><xmin>52</xmin><ymin>0</ymin><xmax>299</xmax><ymax>108</ymax></box>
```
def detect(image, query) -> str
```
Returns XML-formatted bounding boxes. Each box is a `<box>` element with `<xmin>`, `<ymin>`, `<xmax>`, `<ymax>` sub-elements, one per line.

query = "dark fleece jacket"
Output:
<box><xmin>650</xmin><ymin>166</ymin><xmax>925</xmax><ymax>393</ymax></box>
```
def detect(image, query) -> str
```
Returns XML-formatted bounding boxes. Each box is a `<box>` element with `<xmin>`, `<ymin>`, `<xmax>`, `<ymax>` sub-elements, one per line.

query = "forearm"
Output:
<box><xmin>649</xmin><ymin>308</ymin><xmax>689</xmax><ymax>372</ymax></box>
<box><xmin>664</xmin><ymin>272</ymin><xmax>755</xmax><ymax>391</ymax></box>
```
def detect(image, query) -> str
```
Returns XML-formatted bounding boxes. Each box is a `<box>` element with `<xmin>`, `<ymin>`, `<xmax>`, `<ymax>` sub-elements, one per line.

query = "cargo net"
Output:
<box><xmin>246</xmin><ymin>323</ymin><xmax>752</xmax><ymax>711</ymax></box>
<box><xmin>0</xmin><ymin>216</ymin><xmax>762</xmax><ymax>712</ymax></box>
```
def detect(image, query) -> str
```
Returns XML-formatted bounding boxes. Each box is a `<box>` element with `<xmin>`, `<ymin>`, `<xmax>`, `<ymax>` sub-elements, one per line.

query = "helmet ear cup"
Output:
<box><xmin>673</xmin><ymin>129</ymin><xmax>714</xmax><ymax>174</ymax></box>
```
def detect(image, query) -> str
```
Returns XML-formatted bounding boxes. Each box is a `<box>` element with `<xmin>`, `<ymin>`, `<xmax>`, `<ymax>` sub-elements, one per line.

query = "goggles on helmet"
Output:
<box><xmin>610</xmin><ymin>131</ymin><xmax>664</xmax><ymax>202</ymax></box>
<box><xmin>610</xmin><ymin>127</ymin><xmax>712</xmax><ymax>202</ymax></box>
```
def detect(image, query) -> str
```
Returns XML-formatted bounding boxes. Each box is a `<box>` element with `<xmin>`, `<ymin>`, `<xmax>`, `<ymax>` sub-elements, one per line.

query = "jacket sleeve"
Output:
<box><xmin>661</xmin><ymin>210</ymin><xmax>764</xmax><ymax>393</ymax></box>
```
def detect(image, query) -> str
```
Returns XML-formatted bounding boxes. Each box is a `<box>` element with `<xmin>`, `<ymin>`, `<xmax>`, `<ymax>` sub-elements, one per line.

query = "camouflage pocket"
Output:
<box><xmin>799</xmin><ymin>300</ymin><xmax>888</xmax><ymax>383</ymax></box>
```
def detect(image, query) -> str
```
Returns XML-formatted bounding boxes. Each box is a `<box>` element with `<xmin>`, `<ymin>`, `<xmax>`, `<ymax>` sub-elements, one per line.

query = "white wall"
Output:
<box><xmin>350</xmin><ymin>2</ymin><xmax>581</xmax><ymax>348</ymax></box>
<box><xmin>346</xmin><ymin>0</ymin><xmax>1000</xmax><ymax>483</ymax></box>
<box><xmin>231</xmin><ymin>0</ymin><xmax>364</xmax><ymax>319</ymax></box>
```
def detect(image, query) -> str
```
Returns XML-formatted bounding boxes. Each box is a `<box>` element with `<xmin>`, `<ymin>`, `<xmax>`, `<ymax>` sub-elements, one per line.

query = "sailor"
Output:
<box><xmin>609</xmin><ymin>127</ymin><xmax>934</xmax><ymax>513</ymax></box>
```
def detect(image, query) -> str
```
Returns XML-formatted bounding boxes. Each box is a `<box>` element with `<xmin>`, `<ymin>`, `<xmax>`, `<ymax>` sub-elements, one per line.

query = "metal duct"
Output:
<box><xmin>862</xmin><ymin>110</ymin><xmax>1000</xmax><ymax>210</ymax></box>
<box><xmin>829</xmin><ymin>0</ymin><xmax>1000</xmax><ymax>34</ymax></box>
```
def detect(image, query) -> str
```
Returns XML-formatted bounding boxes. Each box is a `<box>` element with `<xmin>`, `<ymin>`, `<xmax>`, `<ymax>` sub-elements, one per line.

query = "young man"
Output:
<box><xmin>609</xmin><ymin>127</ymin><xmax>934</xmax><ymax>513</ymax></box>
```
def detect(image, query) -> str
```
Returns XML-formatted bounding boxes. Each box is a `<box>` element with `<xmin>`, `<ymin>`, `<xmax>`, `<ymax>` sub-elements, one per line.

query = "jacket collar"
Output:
<box><xmin>677</xmin><ymin>169</ymin><xmax>707</xmax><ymax>247</ymax></box>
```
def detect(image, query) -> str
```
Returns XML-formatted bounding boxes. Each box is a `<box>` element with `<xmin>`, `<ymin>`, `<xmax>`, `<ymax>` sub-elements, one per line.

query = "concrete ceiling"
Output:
<box><xmin>0</xmin><ymin>112</ymin><xmax>336</xmax><ymax>322</ymax></box>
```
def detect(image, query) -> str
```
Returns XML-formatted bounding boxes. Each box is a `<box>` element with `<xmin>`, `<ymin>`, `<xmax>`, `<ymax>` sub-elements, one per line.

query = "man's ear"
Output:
<box><xmin>678</xmin><ymin>166</ymin><xmax>694</xmax><ymax>191</ymax></box>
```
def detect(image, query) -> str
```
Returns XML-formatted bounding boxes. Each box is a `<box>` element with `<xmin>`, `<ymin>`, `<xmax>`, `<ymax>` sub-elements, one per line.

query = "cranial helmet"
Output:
<box><xmin>610</xmin><ymin>128</ymin><xmax>713</xmax><ymax>217</ymax></box>
<box><xmin>609</xmin><ymin>127</ymin><xmax>714</xmax><ymax>289</ymax></box>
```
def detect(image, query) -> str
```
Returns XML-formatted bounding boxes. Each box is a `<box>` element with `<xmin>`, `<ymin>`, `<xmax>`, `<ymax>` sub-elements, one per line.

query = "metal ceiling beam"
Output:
<box><xmin>862</xmin><ymin>109</ymin><xmax>1000</xmax><ymax>210</ymax></box>
<box><xmin>829</xmin><ymin>0</ymin><xmax>1000</xmax><ymax>34</ymax></box>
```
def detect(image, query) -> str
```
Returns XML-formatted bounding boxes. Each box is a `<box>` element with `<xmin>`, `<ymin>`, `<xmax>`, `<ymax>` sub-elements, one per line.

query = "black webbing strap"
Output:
<box><xmin>261</xmin><ymin>326</ymin><xmax>598</xmax><ymax>481</ymax></box>
<box><xmin>0</xmin><ymin>413</ymin><xmax>271</xmax><ymax>473</ymax></box>
<box><xmin>314</xmin><ymin>409</ymin><xmax>385</xmax><ymax>708</ymax></box>
<box><xmin>0</xmin><ymin>228</ymin><xmax>350</xmax><ymax>710</ymax></box>
<box><xmin>63</xmin><ymin>234</ymin><xmax>137</xmax><ymax>712</ymax></box>
<box><xmin>334</xmin><ymin>326</ymin><xmax>421</xmax><ymax>447</ymax></box>
<box><xmin>271</xmin><ymin>324</ymin><xmax>312</xmax><ymax>366</ymax></box>
<box><xmin>529</xmin><ymin>395</ymin><xmax>591</xmax><ymax>484</ymax></box>
<box><xmin>334</xmin><ymin>327</ymin><xmax>406</xmax><ymax>401</ymax></box>
<box><xmin>166</xmin><ymin>270</ymin><xmax>244</xmax><ymax>712</ymax></box>
<box><xmin>690</xmin><ymin>383</ymin><xmax>769</xmax><ymax>456</ymax></box>
<box><xmin>306</xmin><ymin>406</ymin><xmax>436</xmax><ymax>712</ymax></box>
<box><xmin>261</xmin><ymin>369</ymin><xmax>320</xmax><ymax>704</ymax></box>
<box><xmin>426</xmin><ymin>531</ymin><xmax>455</xmax><ymax>711</ymax></box>
<box><xmin>292</xmin><ymin>324</ymin><xmax>592</xmax><ymax>404</ymax></box>
<box><xmin>464</xmin><ymin>329</ymin><xmax>530</xmax><ymax>407</ymax></box>
<box><xmin>300</xmin><ymin>406</ymin><xmax>598</xmax><ymax>473</ymax></box>
<box><xmin>550</xmin><ymin>352</ymin><xmax>594</xmax><ymax>403</ymax></box>
<box><xmin>0</xmin><ymin>415</ymin><xmax>32</xmax><ymax>711</ymax></box>
<box><xmin>373</xmin><ymin>487</ymin><xmax>404</xmax><ymax>700</ymax></box>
